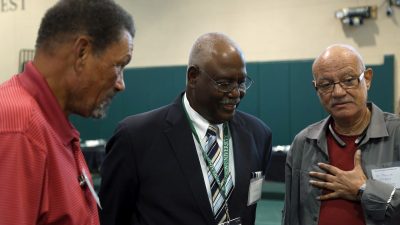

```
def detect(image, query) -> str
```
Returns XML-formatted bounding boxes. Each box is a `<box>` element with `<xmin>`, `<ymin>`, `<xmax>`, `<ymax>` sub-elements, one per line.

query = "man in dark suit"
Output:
<box><xmin>99</xmin><ymin>32</ymin><xmax>272</xmax><ymax>225</ymax></box>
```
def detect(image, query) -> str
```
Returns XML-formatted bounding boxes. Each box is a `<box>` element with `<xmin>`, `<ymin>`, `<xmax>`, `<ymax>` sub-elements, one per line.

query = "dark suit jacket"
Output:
<box><xmin>99</xmin><ymin>93</ymin><xmax>272</xmax><ymax>225</ymax></box>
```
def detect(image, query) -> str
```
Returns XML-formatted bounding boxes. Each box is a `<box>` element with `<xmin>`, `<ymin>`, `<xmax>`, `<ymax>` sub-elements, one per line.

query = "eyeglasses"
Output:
<box><xmin>313</xmin><ymin>71</ymin><xmax>365</xmax><ymax>94</ymax></box>
<box><xmin>199</xmin><ymin>68</ymin><xmax>254</xmax><ymax>93</ymax></box>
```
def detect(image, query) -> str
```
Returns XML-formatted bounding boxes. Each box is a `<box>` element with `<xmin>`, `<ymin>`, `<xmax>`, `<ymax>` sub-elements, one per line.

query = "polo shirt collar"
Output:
<box><xmin>306</xmin><ymin>102</ymin><xmax>388</xmax><ymax>142</ymax></box>
<box><xmin>18</xmin><ymin>61</ymin><xmax>79</xmax><ymax>146</ymax></box>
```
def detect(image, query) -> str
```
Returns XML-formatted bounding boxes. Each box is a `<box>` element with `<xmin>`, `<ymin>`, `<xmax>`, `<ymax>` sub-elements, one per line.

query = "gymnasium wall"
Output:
<box><xmin>71</xmin><ymin>55</ymin><xmax>394</xmax><ymax>146</ymax></box>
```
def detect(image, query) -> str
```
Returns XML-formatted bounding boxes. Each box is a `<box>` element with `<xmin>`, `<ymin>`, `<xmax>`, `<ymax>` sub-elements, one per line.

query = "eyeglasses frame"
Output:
<box><xmin>313</xmin><ymin>71</ymin><xmax>365</xmax><ymax>94</ymax></box>
<box><xmin>196</xmin><ymin>67</ymin><xmax>254</xmax><ymax>93</ymax></box>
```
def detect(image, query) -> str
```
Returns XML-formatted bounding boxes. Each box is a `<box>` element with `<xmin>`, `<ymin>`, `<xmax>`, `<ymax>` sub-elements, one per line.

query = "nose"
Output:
<box><xmin>115</xmin><ymin>73</ymin><xmax>125</xmax><ymax>92</ymax></box>
<box><xmin>331</xmin><ymin>82</ymin><xmax>346</xmax><ymax>97</ymax></box>
<box><xmin>228</xmin><ymin>85</ymin><xmax>243</xmax><ymax>98</ymax></box>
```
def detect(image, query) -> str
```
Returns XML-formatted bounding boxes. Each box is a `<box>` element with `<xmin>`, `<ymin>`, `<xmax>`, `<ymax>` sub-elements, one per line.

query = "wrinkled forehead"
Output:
<box><xmin>210</xmin><ymin>45</ymin><xmax>245</xmax><ymax>69</ymax></box>
<box><xmin>312</xmin><ymin>45</ymin><xmax>364</xmax><ymax>79</ymax></box>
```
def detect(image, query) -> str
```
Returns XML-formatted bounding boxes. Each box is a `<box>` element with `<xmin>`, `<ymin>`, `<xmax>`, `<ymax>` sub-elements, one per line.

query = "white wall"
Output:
<box><xmin>0</xmin><ymin>0</ymin><xmax>55</xmax><ymax>79</ymax></box>
<box><xmin>1</xmin><ymin>0</ymin><xmax>399</xmax><ymax>108</ymax></box>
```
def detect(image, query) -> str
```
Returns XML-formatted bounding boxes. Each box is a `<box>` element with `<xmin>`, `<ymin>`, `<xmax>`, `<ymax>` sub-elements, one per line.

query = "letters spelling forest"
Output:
<box><xmin>1</xmin><ymin>0</ymin><xmax>25</xmax><ymax>12</ymax></box>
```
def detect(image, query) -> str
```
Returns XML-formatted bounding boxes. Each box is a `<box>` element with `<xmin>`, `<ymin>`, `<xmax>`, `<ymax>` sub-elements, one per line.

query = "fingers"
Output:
<box><xmin>317</xmin><ymin>162</ymin><xmax>339</xmax><ymax>175</ymax></box>
<box><xmin>308</xmin><ymin>153</ymin><xmax>367</xmax><ymax>202</ymax></box>
<box><xmin>309</xmin><ymin>179</ymin><xmax>335</xmax><ymax>191</ymax></box>
<box><xmin>353</xmin><ymin>149</ymin><xmax>362</xmax><ymax>169</ymax></box>
<box><xmin>309</xmin><ymin>171</ymin><xmax>335</xmax><ymax>182</ymax></box>
<box><xmin>353</xmin><ymin>150</ymin><xmax>367</xmax><ymax>181</ymax></box>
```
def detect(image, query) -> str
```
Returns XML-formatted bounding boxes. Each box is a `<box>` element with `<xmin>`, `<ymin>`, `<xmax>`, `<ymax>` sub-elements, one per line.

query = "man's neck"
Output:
<box><xmin>33</xmin><ymin>53</ymin><xmax>72</xmax><ymax>117</ymax></box>
<box><xmin>334</xmin><ymin>107</ymin><xmax>371</xmax><ymax>136</ymax></box>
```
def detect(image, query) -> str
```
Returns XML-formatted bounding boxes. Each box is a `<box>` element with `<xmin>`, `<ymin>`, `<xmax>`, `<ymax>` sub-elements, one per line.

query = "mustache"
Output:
<box><xmin>98</xmin><ymin>91</ymin><xmax>117</xmax><ymax>109</ymax></box>
<box><xmin>220</xmin><ymin>98</ymin><xmax>240</xmax><ymax>105</ymax></box>
<box><xmin>330</xmin><ymin>99</ymin><xmax>351</xmax><ymax>106</ymax></box>
<box><xmin>106</xmin><ymin>90</ymin><xmax>117</xmax><ymax>101</ymax></box>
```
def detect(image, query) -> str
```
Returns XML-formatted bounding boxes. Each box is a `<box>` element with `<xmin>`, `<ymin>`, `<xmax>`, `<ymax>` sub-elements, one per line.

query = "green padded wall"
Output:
<box><xmin>71</xmin><ymin>55</ymin><xmax>394</xmax><ymax>145</ymax></box>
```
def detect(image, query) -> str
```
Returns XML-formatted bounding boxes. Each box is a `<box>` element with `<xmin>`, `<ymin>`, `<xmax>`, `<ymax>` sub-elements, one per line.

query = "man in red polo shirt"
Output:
<box><xmin>0</xmin><ymin>0</ymin><xmax>135</xmax><ymax>224</ymax></box>
<box><xmin>283</xmin><ymin>44</ymin><xmax>400</xmax><ymax>225</ymax></box>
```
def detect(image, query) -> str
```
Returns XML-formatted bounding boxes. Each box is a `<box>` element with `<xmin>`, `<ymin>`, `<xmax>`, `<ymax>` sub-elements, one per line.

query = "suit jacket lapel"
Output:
<box><xmin>228</xmin><ymin>117</ymin><xmax>252</xmax><ymax>218</ymax></box>
<box><xmin>163</xmin><ymin>95</ymin><xmax>215</xmax><ymax>224</ymax></box>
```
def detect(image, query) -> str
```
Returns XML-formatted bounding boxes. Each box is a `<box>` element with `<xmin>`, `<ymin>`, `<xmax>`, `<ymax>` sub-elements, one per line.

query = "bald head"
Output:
<box><xmin>188</xmin><ymin>32</ymin><xmax>244</xmax><ymax>69</ymax></box>
<box><xmin>311</xmin><ymin>44</ymin><xmax>373</xmax><ymax>126</ymax></box>
<box><xmin>185</xmin><ymin>32</ymin><xmax>247</xmax><ymax>124</ymax></box>
<box><xmin>312</xmin><ymin>44</ymin><xmax>365</xmax><ymax>78</ymax></box>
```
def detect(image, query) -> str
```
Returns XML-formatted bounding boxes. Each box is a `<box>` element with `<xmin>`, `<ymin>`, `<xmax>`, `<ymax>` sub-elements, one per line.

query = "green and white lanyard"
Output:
<box><xmin>182</xmin><ymin>100</ymin><xmax>231</xmax><ymax>199</ymax></box>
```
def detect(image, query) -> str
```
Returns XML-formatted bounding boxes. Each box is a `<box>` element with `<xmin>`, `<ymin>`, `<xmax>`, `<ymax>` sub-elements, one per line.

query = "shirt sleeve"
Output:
<box><xmin>362</xmin><ymin>179</ymin><xmax>399</xmax><ymax>221</ymax></box>
<box><xmin>283</xmin><ymin>144</ymin><xmax>296</xmax><ymax>225</ymax></box>
<box><xmin>0</xmin><ymin>132</ymin><xmax>47</xmax><ymax>225</ymax></box>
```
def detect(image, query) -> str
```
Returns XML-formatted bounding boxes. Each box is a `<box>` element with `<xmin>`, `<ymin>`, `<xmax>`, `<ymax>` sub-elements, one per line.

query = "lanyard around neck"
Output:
<box><xmin>182</xmin><ymin>99</ymin><xmax>231</xmax><ymax>199</ymax></box>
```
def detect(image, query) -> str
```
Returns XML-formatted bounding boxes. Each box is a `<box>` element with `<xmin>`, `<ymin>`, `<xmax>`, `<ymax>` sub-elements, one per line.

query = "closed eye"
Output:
<box><xmin>341</xmin><ymin>77</ymin><xmax>357</xmax><ymax>84</ymax></box>
<box><xmin>216</xmin><ymin>82</ymin><xmax>232</xmax><ymax>88</ymax></box>
<box><xmin>317</xmin><ymin>82</ymin><xmax>332</xmax><ymax>88</ymax></box>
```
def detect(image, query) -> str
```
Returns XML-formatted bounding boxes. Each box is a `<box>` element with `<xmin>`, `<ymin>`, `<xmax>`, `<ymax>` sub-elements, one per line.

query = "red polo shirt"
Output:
<box><xmin>0</xmin><ymin>62</ymin><xmax>99</xmax><ymax>225</ymax></box>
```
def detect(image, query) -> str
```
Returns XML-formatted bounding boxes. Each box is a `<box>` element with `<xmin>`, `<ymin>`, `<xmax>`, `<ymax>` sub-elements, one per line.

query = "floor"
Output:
<box><xmin>255</xmin><ymin>181</ymin><xmax>285</xmax><ymax>225</ymax></box>
<box><xmin>256</xmin><ymin>199</ymin><xmax>284</xmax><ymax>225</ymax></box>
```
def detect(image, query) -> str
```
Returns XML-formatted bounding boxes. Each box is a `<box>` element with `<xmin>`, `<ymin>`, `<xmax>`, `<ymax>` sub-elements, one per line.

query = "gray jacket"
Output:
<box><xmin>283</xmin><ymin>103</ymin><xmax>400</xmax><ymax>225</ymax></box>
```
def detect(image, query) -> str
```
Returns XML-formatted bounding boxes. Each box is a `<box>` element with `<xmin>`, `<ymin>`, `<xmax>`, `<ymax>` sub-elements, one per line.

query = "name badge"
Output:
<box><xmin>247</xmin><ymin>171</ymin><xmax>264</xmax><ymax>206</ymax></box>
<box><xmin>371</xmin><ymin>167</ymin><xmax>400</xmax><ymax>189</ymax></box>
<box><xmin>219</xmin><ymin>217</ymin><xmax>242</xmax><ymax>225</ymax></box>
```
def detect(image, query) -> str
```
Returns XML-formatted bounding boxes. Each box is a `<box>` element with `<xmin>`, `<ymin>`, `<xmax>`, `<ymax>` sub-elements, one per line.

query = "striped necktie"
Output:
<box><xmin>205</xmin><ymin>125</ymin><xmax>234</xmax><ymax>223</ymax></box>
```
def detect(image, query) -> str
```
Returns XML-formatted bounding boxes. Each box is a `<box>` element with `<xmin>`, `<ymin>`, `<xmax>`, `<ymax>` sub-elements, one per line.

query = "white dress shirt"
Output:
<box><xmin>183</xmin><ymin>93</ymin><xmax>236</xmax><ymax>206</ymax></box>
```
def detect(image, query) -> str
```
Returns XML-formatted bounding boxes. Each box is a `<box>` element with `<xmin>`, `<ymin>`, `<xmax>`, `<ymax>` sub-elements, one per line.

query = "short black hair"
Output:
<box><xmin>36</xmin><ymin>0</ymin><xmax>135</xmax><ymax>54</ymax></box>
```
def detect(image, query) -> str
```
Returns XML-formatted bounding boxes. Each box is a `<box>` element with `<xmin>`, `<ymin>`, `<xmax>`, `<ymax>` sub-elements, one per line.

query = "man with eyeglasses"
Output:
<box><xmin>283</xmin><ymin>44</ymin><xmax>400</xmax><ymax>225</ymax></box>
<box><xmin>99</xmin><ymin>32</ymin><xmax>272</xmax><ymax>225</ymax></box>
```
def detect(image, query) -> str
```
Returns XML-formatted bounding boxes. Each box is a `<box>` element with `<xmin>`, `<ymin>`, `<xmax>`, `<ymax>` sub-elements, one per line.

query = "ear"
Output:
<box><xmin>364</xmin><ymin>68</ymin><xmax>373</xmax><ymax>90</ymax></box>
<box><xmin>187</xmin><ymin>65</ymin><xmax>200</xmax><ymax>88</ymax></box>
<box><xmin>73</xmin><ymin>35</ymin><xmax>91</xmax><ymax>73</ymax></box>
<box><xmin>311</xmin><ymin>80</ymin><xmax>318</xmax><ymax>91</ymax></box>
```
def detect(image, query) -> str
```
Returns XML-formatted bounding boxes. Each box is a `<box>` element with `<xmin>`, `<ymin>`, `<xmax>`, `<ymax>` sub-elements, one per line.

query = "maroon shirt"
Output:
<box><xmin>0</xmin><ymin>62</ymin><xmax>99</xmax><ymax>225</ymax></box>
<box><xmin>318</xmin><ymin>128</ymin><xmax>365</xmax><ymax>225</ymax></box>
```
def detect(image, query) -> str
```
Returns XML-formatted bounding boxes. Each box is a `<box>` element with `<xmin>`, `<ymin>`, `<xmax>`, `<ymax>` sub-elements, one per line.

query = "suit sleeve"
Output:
<box><xmin>99</xmin><ymin>122</ymin><xmax>138</xmax><ymax>225</ymax></box>
<box><xmin>251</xmin><ymin>118</ymin><xmax>272</xmax><ymax>175</ymax></box>
<box><xmin>263</xmin><ymin>126</ymin><xmax>273</xmax><ymax>175</ymax></box>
